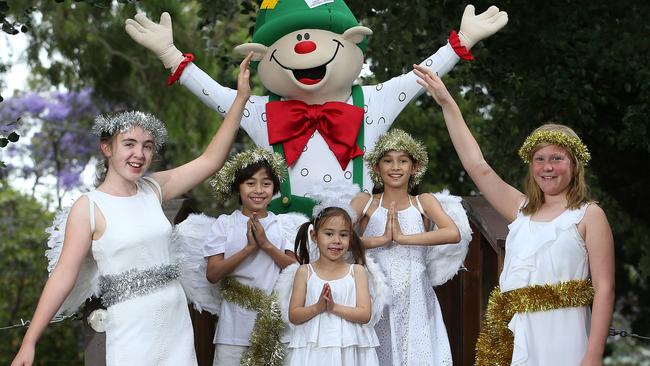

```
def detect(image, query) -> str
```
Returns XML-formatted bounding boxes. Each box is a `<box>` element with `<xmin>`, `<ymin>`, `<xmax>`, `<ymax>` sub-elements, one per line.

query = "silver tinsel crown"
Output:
<box><xmin>92</xmin><ymin>111</ymin><xmax>167</xmax><ymax>151</ymax></box>
<box><xmin>210</xmin><ymin>147</ymin><xmax>287</xmax><ymax>202</ymax></box>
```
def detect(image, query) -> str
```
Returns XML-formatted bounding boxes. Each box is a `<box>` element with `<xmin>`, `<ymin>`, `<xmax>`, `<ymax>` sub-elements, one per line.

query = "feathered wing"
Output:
<box><xmin>45</xmin><ymin>207</ymin><xmax>100</xmax><ymax>316</ymax></box>
<box><xmin>172</xmin><ymin>213</ymin><xmax>221</xmax><ymax>314</ymax></box>
<box><xmin>364</xmin><ymin>255</ymin><xmax>390</xmax><ymax>328</ymax></box>
<box><xmin>274</xmin><ymin>212</ymin><xmax>309</xmax><ymax>335</ymax></box>
<box><xmin>278</xmin><ymin>212</ymin><xmax>310</xmax><ymax>254</ymax></box>
<box><xmin>425</xmin><ymin>190</ymin><xmax>473</xmax><ymax>286</ymax></box>
<box><xmin>274</xmin><ymin>262</ymin><xmax>299</xmax><ymax>343</ymax></box>
<box><xmin>309</xmin><ymin>182</ymin><xmax>361</xmax><ymax>221</ymax></box>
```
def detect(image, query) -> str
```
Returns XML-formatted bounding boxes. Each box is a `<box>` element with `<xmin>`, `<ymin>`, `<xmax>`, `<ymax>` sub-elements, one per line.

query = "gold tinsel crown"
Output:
<box><xmin>518</xmin><ymin>130</ymin><xmax>591</xmax><ymax>165</ymax></box>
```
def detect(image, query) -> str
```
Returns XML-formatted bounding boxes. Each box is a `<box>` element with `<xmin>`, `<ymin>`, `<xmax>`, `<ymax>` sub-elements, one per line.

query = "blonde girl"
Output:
<box><xmin>415</xmin><ymin>64</ymin><xmax>614</xmax><ymax>366</ymax></box>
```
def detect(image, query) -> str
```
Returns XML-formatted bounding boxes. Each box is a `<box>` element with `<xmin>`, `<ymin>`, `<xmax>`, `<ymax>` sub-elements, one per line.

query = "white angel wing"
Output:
<box><xmin>364</xmin><ymin>255</ymin><xmax>390</xmax><ymax>328</ymax></box>
<box><xmin>425</xmin><ymin>190</ymin><xmax>473</xmax><ymax>286</ymax></box>
<box><xmin>278</xmin><ymin>212</ymin><xmax>310</xmax><ymax>253</ymax></box>
<box><xmin>45</xmin><ymin>206</ymin><xmax>100</xmax><ymax>316</ymax></box>
<box><xmin>274</xmin><ymin>262</ymin><xmax>299</xmax><ymax>344</ymax></box>
<box><xmin>173</xmin><ymin>213</ymin><xmax>221</xmax><ymax>314</ymax></box>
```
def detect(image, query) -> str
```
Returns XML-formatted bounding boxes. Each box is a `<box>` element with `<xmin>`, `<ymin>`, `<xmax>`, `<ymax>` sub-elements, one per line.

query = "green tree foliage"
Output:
<box><xmin>0</xmin><ymin>181</ymin><xmax>83</xmax><ymax>364</ymax></box>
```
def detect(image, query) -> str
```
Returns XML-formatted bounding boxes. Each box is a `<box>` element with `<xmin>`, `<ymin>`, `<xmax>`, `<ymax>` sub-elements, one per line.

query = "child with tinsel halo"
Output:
<box><xmin>11</xmin><ymin>54</ymin><xmax>255</xmax><ymax>366</ymax></box>
<box><xmin>350</xmin><ymin>128</ymin><xmax>462</xmax><ymax>366</ymax></box>
<box><xmin>283</xmin><ymin>186</ymin><xmax>381</xmax><ymax>366</ymax></box>
<box><xmin>414</xmin><ymin>65</ymin><xmax>614</xmax><ymax>366</ymax></box>
<box><xmin>176</xmin><ymin>147</ymin><xmax>304</xmax><ymax>366</ymax></box>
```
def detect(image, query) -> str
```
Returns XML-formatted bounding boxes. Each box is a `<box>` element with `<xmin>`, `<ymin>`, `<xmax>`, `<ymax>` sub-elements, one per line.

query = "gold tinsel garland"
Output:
<box><xmin>475</xmin><ymin>279</ymin><xmax>594</xmax><ymax>366</ymax></box>
<box><xmin>518</xmin><ymin>130</ymin><xmax>591</xmax><ymax>165</ymax></box>
<box><xmin>220</xmin><ymin>277</ymin><xmax>286</xmax><ymax>366</ymax></box>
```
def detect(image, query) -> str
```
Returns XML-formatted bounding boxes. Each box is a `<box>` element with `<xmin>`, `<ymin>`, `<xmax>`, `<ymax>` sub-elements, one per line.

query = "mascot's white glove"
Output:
<box><xmin>125</xmin><ymin>12</ymin><xmax>184</xmax><ymax>71</ymax></box>
<box><xmin>458</xmin><ymin>5</ymin><xmax>508</xmax><ymax>49</ymax></box>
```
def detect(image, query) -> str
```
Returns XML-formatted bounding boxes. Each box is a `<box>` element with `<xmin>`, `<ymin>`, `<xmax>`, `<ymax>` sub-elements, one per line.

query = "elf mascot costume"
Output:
<box><xmin>126</xmin><ymin>0</ymin><xmax>506</xmax><ymax>216</ymax></box>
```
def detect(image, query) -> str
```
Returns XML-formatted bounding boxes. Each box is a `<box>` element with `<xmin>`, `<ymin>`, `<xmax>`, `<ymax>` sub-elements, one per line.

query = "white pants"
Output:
<box><xmin>213</xmin><ymin>344</ymin><xmax>248</xmax><ymax>366</ymax></box>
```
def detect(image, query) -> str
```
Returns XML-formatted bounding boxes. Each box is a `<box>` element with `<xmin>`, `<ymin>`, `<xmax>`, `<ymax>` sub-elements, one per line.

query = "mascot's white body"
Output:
<box><xmin>180</xmin><ymin>44</ymin><xmax>459</xmax><ymax>195</ymax></box>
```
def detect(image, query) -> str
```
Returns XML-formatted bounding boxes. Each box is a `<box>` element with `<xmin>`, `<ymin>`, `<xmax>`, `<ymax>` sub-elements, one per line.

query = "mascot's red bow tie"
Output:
<box><xmin>266</xmin><ymin>100</ymin><xmax>364</xmax><ymax>169</ymax></box>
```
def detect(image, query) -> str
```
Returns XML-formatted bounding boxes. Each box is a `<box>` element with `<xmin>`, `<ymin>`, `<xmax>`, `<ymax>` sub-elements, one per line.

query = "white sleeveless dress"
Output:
<box><xmin>362</xmin><ymin>194</ymin><xmax>452</xmax><ymax>366</ymax></box>
<box><xmin>285</xmin><ymin>264</ymin><xmax>380</xmax><ymax>366</ymax></box>
<box><xmin>87</xmin><ymin>178</ymin><xmax>197</xmax><ymax>366</ymax></box>
<box><xmin>500</xmin><ymin>204</ymin><xmax>591</xmax><ymax>365</ymax></box>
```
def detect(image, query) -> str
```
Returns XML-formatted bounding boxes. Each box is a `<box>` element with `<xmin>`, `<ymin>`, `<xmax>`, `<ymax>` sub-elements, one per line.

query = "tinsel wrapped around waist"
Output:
<box><xmin>220</xmin><ymin>277</ymin><xmax>285</xmax><ymax>366</ymax></box>
<box><xmin>99</xmin><ymin>263</ymin><xmax>180</xmax><ymax>308</ymax></box>
<box><xmin>475</xmin><ymin>279</ymin><xmax>594</xmax><ymax>366</ymax></box>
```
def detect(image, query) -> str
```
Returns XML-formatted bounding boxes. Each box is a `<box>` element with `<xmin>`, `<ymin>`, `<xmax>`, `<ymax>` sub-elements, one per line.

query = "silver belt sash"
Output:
<box><xmin>99</xmin><ymin>263</ymin><xmax>180</xmax><ymax>308</ymax></box>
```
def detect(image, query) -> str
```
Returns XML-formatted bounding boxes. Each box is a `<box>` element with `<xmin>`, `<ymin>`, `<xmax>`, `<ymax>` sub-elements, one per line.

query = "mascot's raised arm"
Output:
<box><xmin>126</xmin><ymin>0</ymin><xmax>507</xmax><ymax>215</ymax></box>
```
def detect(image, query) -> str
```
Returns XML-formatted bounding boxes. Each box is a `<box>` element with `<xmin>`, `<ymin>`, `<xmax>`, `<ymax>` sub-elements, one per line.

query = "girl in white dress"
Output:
<box><xmin>415</xmin><ymin>65</ymin><xmax>615</xmax><ymax>366</ymax></box>
<box><xmin>350</xmin><ymin>129</ymin><xmax>461</xmax><ymax>366</ymax></box>
<box><xmin>203</xmin><ymin>147</ymin><xmax>299</xmax><ymax>366</ymax></box>
<box><xmin>286</xmin><ymin>206</ymin><xmax>380</xmax><ymax>366</ymax></box>
<box><xmin>11</xmin><ymin>54</ymin><xmax>254</xmax><ymax>366</ymax></box>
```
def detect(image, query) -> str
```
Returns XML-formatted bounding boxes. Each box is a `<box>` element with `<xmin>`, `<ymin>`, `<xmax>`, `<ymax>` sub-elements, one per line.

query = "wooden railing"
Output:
<box><xmin>82</xmin><ymin>196</ymin><xmax>509</xmax><ymax>366</ymax></box>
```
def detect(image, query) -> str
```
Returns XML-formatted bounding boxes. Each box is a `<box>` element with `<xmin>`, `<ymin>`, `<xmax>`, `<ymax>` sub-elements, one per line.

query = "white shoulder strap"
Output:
<box><xmin>575</xmin><ymin>202</ymin><xmax>592</xmax><ymax>223</ymax></box>
<box><xmin>414</xmin><ymin>195</ymin><xmax>426</xmax><ymax>217</ymax></box>
<box><xmin>415</xmin><ymin>195</ymin><xmax>433</xmax><ymax>230</ymax></box>
<box><xmin>86</xmin><ymin>194</ymin><xmax>96</xmax><ymax>233</ymax></box>
<box><xmin>361</xmin><ymin>193</ymin><xmax>374</xmax><ymax>216</ymax></box>
<box><xmin>515</xmin><ymin>197</ymin><xmax>528</xmax><ymax>218</ymax></box>
<box><xmin>142</xmin><ymin>176</ymin><xmax>163</xmax><ymax>203</ymax></box>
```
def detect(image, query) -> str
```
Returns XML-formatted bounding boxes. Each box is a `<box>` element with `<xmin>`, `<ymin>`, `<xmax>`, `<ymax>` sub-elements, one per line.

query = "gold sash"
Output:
<box><xmin>475</xmin><ymin>279</ymin><xmax>593</xmax><ymax>366</ymax></box>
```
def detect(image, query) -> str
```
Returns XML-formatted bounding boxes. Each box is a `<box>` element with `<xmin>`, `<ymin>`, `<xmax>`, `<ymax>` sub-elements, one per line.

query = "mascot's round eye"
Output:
<box><xmin>304</xmin><ymin>33</ymin><xmax>310</xmax><ymax>40</ymax></box>
<box><xmin>297</xmin><ymin>34</ymin><xmax>303</xmax><ymax>41</ymax></box>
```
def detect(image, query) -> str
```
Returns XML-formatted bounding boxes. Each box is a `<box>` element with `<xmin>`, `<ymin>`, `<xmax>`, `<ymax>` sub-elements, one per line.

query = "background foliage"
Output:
<box><xmin>1</xmin><ymin>0</ymin><xmax>648</xmax><ymax>363</ymax></box>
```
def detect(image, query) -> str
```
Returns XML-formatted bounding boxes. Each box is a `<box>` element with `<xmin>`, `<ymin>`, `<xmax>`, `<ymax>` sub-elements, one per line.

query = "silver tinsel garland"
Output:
<box><xmin>92</xmin><ymin>111</ymin><xmax>168</xmax><ymax>151</ymax></box>
<box><xmin>99</xmin><ymin>263</ymin><xmax>180</xmax><ymax>307</ymax></box>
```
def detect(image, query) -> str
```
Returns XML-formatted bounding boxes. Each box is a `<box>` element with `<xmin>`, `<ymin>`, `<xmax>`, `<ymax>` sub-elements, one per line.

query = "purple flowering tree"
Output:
<box><xmin>0</xmin><ymin>94</ymin><xmax>21</xmax><ymax>169</ymax></box>
<box><xmin>0</xmin><ymin>88</ymin><xmax>102</xmax><ymax>209</ymax></box>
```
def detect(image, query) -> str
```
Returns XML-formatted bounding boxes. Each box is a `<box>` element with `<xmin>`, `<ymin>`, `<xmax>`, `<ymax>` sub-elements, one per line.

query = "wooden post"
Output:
<box><xmin>437</xmin><ymin>196</ymin><xmax>508</xmax><ymax>366</ymax></box>
<box><xmin>83</xmin><ymin>298</ymin><xmax>106</xmax><ymax>366</ymax></box>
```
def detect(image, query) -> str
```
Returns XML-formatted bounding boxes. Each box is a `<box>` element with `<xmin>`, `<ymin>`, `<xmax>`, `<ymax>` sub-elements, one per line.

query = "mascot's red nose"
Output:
<box><xmin>294</xmin><ymin>41</ymin><xmax>317</xmax><ymax>54</ymax></box>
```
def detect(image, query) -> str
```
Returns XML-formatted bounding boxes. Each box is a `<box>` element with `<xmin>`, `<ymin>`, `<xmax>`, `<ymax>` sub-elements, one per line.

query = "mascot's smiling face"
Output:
<box><xmin>269</xmin><ymin>29</ymin><xmax>346</xmax><ymax>86</ymax></box>
<box><xmin>235</xmin><ymin>25</ymin><xmax>372</xmax><ymax>104</ymax></box>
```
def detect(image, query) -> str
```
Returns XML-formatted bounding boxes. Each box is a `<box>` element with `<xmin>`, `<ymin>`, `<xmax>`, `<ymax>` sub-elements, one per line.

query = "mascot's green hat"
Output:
<box><xmin>253</xmin><ymin>0</ymin><xmax>369</xmax><ymax>52</ymax></box>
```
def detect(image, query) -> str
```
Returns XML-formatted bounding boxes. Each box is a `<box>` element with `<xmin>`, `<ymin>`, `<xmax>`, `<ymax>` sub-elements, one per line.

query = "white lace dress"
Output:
<box><xmin>500</xmin><ymin>204</ymin><xmax>591</xmax><ymax>365</ymax></box>
<box><xmin>87</xmin><ymin>178</ymin><xmax>197</xmax><ymax>366</ymax></box>
<box><xmin>363</xmin><ymin>195</ymin><xmax>452</xmax><ymax>366</ymax></box>
<box><xmin>285</xmin><ymin>264</ymin><xmax>380</xmax><ymax>366</ymax></box>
